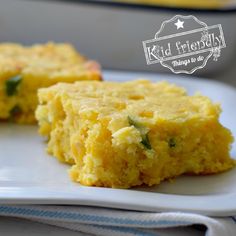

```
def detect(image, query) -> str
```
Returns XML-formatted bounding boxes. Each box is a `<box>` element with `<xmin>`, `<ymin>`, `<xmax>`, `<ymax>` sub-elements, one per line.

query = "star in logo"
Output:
<box><xmin>175</xmin><ymin>19</ymin><xmax>184</xmax><ymax>29</ymax></box>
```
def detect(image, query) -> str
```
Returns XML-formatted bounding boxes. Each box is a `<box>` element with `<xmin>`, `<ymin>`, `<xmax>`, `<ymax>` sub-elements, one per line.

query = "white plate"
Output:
<box><xmin>0</xmin><ymin>70</ymin><xmax>236</xmax><ymax>217</ymax></box>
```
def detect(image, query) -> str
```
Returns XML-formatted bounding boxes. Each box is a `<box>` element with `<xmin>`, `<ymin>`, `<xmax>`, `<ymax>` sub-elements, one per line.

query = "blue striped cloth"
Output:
<box><xmin>0</xmin><ymin>205</ymin><xmax>235</xmax><ymax>236</ymax></box>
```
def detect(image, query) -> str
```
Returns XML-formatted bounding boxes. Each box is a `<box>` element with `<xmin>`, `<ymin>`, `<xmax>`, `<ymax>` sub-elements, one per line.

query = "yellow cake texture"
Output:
<box><xmin>36</xmin><ymin>79</ymin><xmax>235</xmax><ymax>188</ymax></box>
<box><xmin>0</xmin><ymin>42</ymin><xmax>101</xmax><ymax>124</ymax></box>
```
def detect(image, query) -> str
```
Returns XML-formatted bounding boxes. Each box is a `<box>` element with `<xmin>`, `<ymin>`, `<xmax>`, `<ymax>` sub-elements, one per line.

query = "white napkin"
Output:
<box><xmin>0</xmin><ymin>205</ymin><xmax>235</xmax><ymax>236</ymax></box>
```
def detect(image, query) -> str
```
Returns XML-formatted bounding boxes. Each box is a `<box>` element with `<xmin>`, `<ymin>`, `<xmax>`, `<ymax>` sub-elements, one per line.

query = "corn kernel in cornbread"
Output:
<box><xmin>0</xmin><ymin>42</ymin><xmax>101</xmax><ymax>123</ymax></box>
<box><xmin>36</xmin><ymin>80</ymin><xmax>235</xmax><ymax>188</ymax></box>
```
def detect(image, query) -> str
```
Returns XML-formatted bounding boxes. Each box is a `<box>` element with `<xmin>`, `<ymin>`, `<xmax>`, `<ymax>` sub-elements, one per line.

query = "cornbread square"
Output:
<box><xmin>36</xmin><ymin>80</ymin><xmax>235</xmax><ymax>188</ymax></box>
<box><xmin>0</xmin><ymin>42</ymin><xmax>101</xmax><ymax>123</ymax></box>
<box><xmin>120</xmin><ymin>0</ymin><xmax>225</xmax><ymax>9</ymax></box>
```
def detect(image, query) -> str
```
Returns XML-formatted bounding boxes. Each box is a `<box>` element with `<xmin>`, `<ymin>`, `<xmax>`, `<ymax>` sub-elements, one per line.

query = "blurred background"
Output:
<box><xmin>0</xmin><ymin>0</ymin><xmax>236</xmax><ymax>85</ymax></box>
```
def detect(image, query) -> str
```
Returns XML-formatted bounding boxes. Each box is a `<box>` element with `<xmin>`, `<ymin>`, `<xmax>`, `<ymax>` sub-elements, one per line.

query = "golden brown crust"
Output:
<box><xmin>0</xmin><ymin>42</ymin><xmax>102</xmax><ymax>124</ymax></box>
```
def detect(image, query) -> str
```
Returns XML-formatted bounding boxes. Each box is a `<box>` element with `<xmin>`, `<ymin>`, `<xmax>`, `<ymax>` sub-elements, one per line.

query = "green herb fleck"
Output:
<box><xmin>128</xmin><ymin>116</ymin><xmax>152</xmax><ymax>150</ymax></box>
<box><xmin>10</xmin><ymin>105</ymin><xmax>22</xmax><ymax>117</ymax></box>
<box><xmin>140</xmin><ymin>133</ymin><xmax>152</xmax><ymax>150</ymax></box>
<box><xmin>169</xmin><ymin>138</ymin><xmax>176</xmax><ymax>148</ymax></box>
<box><xmin>6</xmin><ymin>75</ymin><xmax>22</xmax><ymax>96</ymax></box>
<box><xmin>128</xmin><ymin>116</ymin><xmax>139</xmax><ymax>128</ymax></box>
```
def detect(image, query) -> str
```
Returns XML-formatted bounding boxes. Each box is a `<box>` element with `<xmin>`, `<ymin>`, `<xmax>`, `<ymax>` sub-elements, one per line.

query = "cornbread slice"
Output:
<box><xmin>0</xmin><ymin>42</ymin><xmax>101</xmax><ymax>123</ymax></box>
<box><xmin>119</xmin><ymin>0</ymin><xmax>227</xmax><ymax>9</ymax></box>
<box><xmin>36</xmin><ymin>80</ymin><xmax>235</xmax><ymax>188</ymax></box>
